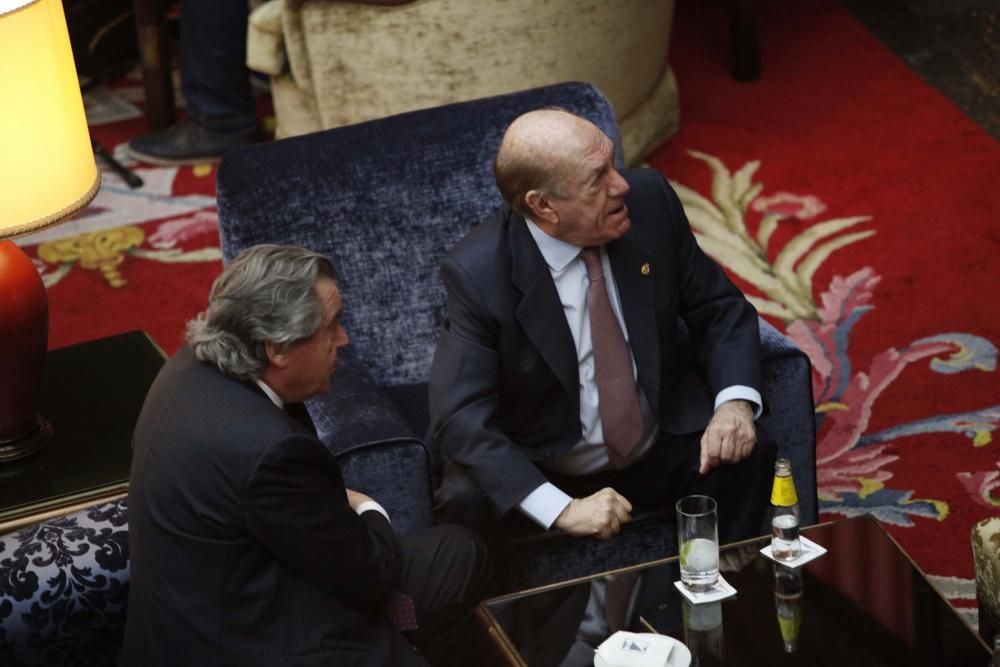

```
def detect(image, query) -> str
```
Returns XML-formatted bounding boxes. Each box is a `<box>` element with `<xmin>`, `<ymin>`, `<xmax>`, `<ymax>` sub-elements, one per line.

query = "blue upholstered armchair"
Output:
<box><xmin>214</xmin><ymin>82</ymin><xmax>818</xmax><ymax>590</ymax></box>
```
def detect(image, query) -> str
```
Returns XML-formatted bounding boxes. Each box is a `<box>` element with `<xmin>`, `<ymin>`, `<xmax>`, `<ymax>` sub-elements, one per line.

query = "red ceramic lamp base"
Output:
<box><xmin>0</xmin><ymin>240</ymin><xmax>53</xmax><ymax>462</ymax></box>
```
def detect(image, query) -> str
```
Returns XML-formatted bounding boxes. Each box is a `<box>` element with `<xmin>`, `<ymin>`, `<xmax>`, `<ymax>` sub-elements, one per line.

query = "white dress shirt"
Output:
<box><xmin>515</xmin><ymin>221</ymin><xmax>762</xmax><ymax>529</ymax></box>
<box><xmin>256</xmin><ymin>379</ymin><xmax>390</xmax><ymax>522</ymax></box>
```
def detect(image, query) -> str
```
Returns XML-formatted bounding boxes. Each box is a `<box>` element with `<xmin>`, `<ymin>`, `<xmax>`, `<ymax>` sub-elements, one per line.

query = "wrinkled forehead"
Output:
<box><xmin>551</xmin><ymin>122</ymin><xmax>612</xmax><ymax>180</ymax></box>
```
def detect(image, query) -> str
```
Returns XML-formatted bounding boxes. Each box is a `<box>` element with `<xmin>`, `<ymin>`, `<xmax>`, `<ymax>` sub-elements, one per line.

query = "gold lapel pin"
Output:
<box><xmin>641</xmin><ymin>262</ymin><xmax>651</xmax><ymax>276</ymax></box>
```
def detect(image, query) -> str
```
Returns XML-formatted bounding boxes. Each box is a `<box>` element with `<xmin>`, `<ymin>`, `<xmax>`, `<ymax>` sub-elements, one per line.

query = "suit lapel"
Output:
<box><xmin>508</xmin><ymin>212</ymin><xmax>580</xmax><ymax>411</ymax></box>
<box><xmin>608</xmin><ymin>235</ymin><xmax>660</xmax><ymax>412</ymax></box>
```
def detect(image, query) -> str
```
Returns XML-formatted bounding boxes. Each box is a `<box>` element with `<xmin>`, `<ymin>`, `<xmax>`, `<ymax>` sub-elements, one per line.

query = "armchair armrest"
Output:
<box><xmin>306</xmin><ymin>353</ymin><xmax>433</xmax><ymax>536</ymax></box>
<box><xmin>758</xmin><ymin>318</ymin><xmax>818</xmax><ymax>524</ymax></box>
<box><xmin>247</xmin><ymin>0</ymin><xmax>286</xmax><ymax>77</ymax></box>
<box><xmin>0</xmin><ymin>498</ymin><xmax>130</xmax><ymax>666</ymax></box>
<box><xmin>972</xmin><ymin>516</ymin><xmax>1000</xmax><ymax>644</ymax></box>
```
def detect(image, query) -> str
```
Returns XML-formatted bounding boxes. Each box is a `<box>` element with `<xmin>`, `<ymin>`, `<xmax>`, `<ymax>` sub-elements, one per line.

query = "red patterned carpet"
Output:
<box><xmin>649</xmin><ymin>0</ymin><xmax>1000</xmax><ymax>626</ymax></box>
<box><xmin>18</xmin><ymin>0</ymin><xmax>998</xmax><ymax>627</ymax></box>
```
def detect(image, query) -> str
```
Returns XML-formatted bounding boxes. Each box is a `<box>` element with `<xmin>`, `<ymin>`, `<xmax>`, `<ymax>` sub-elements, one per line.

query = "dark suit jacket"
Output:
<box><xmin>122</xmin><ymin>346</ymin><xmax>423</xmax><ymax>666</ymax></box>
<box><xmin>428</xmin><ymin>169</ymin><xmax>761</xmax><ymax>516</ymax></box>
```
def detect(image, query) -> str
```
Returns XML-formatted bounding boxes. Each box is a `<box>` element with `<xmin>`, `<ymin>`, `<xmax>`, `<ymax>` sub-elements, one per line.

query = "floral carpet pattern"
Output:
<box><xmin>665</xmin><ymin>146</ymin><xmax>999</xmax><ymax>626</ymax></box>
<box><xmin>672</xmin><ymin>151</ymin><xmax>998</xmax><ymax>529</ymax></box>
<box><xmin>649</xmin><ymin>0</ymin><xmax>1000</xmax><ymax>627</ymax></box>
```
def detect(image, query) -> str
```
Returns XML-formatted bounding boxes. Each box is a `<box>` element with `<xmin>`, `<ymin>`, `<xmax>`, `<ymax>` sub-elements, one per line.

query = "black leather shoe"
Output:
<box><xmin>125</xmin><ymin>118</ymin><xmax>258</xmax><ymax>166</ymax></box>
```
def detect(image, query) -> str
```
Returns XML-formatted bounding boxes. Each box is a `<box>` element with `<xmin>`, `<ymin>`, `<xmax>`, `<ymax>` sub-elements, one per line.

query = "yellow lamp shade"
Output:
<box><xmin>0</xmin><ymin>0</ymin><xmax>100</xmax><ymax>238</ymax></box>
<box><xmin>0</xmin><ymin>0</ymin><xmax>99</xmax><ymax>462</ymax></box>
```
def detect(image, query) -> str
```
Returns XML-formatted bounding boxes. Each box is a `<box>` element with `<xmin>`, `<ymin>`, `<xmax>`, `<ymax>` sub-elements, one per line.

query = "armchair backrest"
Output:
<box><xmin>217</xmin><ymin>82</ymin><xmax>623</xmax><ymax>387</ymax></box>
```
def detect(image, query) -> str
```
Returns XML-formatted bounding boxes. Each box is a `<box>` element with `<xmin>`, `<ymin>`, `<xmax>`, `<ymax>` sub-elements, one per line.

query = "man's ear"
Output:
<box><xmin>264</xmin><ymin>340</ymin><xmax>289</xmax><ymax>369</ymax></box>
<box><xmin>524</xmin><ymin>189</ymin><xmax>558</xmax><ymax>225</ymax></box>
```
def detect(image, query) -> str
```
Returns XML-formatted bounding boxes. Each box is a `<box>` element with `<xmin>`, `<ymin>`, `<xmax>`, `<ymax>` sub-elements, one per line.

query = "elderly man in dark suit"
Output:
<box><xmin>430</xmin><ymin>109</ymin><xmax>776</xmax><ymax>544</ymax></box>
<box><xmin>123</xmin><ymin>244</ymin><xmax>489</xmax><ymax>666</ymax></box>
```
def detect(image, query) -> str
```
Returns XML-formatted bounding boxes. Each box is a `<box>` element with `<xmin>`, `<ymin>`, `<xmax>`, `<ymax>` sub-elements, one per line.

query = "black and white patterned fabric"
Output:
<box><xmin>0</xmin><ymin>498</ymin><xmax>129</xmax><ymax>667</ymax></box>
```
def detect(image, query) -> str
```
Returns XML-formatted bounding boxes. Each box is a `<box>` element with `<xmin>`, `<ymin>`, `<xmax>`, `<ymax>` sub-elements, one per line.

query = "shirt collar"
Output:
<box><xmin>255</xmin><ymin>379</ymin><xmax>284</xmax><ymax>409</ymax></box>
<box><xmin>525</xmin><ymin>217</ymin><xmax>583</xmax><ymax>273</ymax></box>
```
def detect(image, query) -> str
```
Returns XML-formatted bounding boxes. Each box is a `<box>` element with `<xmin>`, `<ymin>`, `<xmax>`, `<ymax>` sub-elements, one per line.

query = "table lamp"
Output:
<box><xmin>0</xmin><ymin>0</ymin><xmax>100</xmax><ymax>462</ymax></box>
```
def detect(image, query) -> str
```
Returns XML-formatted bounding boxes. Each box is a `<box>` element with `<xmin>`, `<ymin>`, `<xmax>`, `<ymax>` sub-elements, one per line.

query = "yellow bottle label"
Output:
<box><xmin>771</xmin><ymin>475</ymin><xmax>798</xmax><ymax>506</ymax></box>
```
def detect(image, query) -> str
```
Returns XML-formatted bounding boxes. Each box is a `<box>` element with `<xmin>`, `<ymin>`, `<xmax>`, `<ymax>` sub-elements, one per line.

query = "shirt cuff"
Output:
<box><xmin>714</xmin><ymin>385</ymin><xmax>763</xmax><ymax>419</ymax></box>
<box><xmin>517</xmin><ymin>482</ymin><xmax>573</xmax><ymax>530</ymax></box>
<box><xmin>355</xmin><ymin>500</ymin><xmax>390</xmax><ymax>523</ymax></box>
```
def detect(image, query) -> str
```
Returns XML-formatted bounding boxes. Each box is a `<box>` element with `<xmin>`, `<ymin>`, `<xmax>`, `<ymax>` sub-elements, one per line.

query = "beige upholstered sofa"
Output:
<box><xmin>247</xmin><ymin>0</ymin><xmax>679</xmax><ymax>164</ymax></box>
<box><xmin>973</xmin><ymin>516</ymin><xmax>1000</xmax><ymax>646</ymax></box>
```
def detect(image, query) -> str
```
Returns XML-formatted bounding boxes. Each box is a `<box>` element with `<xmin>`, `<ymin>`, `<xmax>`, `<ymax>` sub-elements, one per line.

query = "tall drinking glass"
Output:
<box><xmin>676</xmin><ymin>495</ymin><xmax>719</xmax><ymax>592</ymax></box>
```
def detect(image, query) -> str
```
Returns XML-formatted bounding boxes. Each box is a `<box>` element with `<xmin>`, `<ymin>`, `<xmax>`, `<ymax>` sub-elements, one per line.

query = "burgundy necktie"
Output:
<box><xmin>580</xmin><ymin>247</ymin><xmax>644</xmax><ymax>466</ymax></box>
<box><xmin>386</xmin><ymin>590</ymin><xmax>419</xmax><ymax>632</ymax></box>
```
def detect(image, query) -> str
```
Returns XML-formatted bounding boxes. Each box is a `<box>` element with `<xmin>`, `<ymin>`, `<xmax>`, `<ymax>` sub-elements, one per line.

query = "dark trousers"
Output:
<box><xmin>399</xmin><ymin>525</ymin><xmax>493</xmax><ymax>666</ymax></box>
<box><xmin>435</xmin><ymin>428</ymin><xmax>778</xmax><ymax>546</ymax></box>
<box><xmin>179</xmin><ymin>0</ymin><xmax>256</xmax><ymax>131</ymax></box>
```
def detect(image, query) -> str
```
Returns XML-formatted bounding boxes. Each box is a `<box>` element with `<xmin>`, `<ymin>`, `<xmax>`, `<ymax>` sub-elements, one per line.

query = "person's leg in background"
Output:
<box><xmin>127</xmin><ymin>0</ymin><xmax>258</xmax><ymax>165</ymax></box>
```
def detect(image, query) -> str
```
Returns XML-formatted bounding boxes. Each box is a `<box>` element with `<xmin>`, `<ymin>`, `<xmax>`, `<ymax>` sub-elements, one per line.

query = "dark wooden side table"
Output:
<box><xmin>0</xmin><ymin>331</ymin><xmax>165</xmax><ymax>532</ymax></box>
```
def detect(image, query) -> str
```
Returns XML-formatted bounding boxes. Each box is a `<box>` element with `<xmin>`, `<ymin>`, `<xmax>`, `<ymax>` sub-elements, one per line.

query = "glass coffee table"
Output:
<box><xmin>476</xmin><ymin>515</ymin><xmax>991</xmax><ymax>666</ymax></box>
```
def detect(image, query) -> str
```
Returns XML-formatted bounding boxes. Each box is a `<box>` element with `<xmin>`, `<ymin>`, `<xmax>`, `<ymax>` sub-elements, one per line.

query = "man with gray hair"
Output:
<box><xmin>123</xmin><ymin>244</ymin><xmax>490</xmax><ymax>666</ymax></box>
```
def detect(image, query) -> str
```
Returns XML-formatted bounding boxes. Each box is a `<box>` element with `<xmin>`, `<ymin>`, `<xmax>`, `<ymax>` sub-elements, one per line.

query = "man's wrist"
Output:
<box><xmin>720</xmin><ymin>399</ymin><xmax>753</xmax><ymax>417</ymax></box>
<box><xmin>553</xmin><ymin>498</ymin><xmax>576</xmax><ymax>527</ymax></box>
<box><xmin>713</xmin><ymin>385</ymin><xmax>763</xmax><ymax>419</ymax></box>
<box><xmin>518</xmin><ymin>483</ymin><xmax>573</xmax><ymax>529</ymax></box>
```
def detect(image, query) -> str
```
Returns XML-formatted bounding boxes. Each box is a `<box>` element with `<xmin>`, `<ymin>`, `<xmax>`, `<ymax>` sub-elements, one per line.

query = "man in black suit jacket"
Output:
<box><xmin>123</xmin><ymin>245</ymin><xmax>489</xmax><ymax>666</ymax></box>
<box><xmin>430</xmin><ymin>110</ymin><xmax>775</xmax><ymax>544</ymax></box>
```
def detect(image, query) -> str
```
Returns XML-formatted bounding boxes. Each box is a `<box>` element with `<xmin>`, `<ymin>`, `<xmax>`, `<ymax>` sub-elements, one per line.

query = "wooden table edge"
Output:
<box><xmin>0</xmin><ymin>331</ymin><xmax>165</xmax><ymax>536</ymax></box>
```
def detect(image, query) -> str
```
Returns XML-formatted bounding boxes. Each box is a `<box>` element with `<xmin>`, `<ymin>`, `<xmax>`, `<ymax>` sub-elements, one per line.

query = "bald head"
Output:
<box><xmin>493</xmin><ymin>108</ymin><xmax>632</xmax><ymax>246</ymax></box>
<box><xmin>493</xmin><ymin>109</ymin><xmax>607</xmax><ymax>216</ymax></box>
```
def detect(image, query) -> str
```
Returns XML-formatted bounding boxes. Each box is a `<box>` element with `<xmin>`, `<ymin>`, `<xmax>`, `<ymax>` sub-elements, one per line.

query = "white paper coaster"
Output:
<box><xmin>759</xmin><ymin>535</ymin><xmax>828</xmax><ymax>567</ymax></box>
<box><xmin>673</xmin><ymin>574</ymin><xmax>737</xmax><ymax>604</ymax></box>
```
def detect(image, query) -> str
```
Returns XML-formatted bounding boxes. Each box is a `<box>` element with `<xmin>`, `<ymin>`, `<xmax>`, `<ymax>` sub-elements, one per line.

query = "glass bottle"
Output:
<box><xmin>770</xmin><ymin>458</ymin><xmax>801</xmax><ymax>560</ymax></box>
